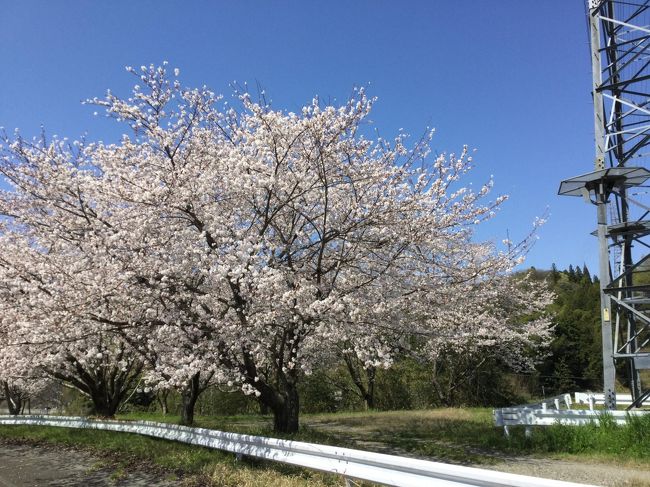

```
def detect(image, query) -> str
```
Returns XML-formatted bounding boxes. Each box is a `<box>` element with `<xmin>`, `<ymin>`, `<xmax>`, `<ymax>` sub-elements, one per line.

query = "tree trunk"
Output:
<box><xmin>157</xmin><ymin>390</ymin><xmax>169</xmax><ymax>416</ymax></box>
<box><xmin>180</xmin><ymin>373</ymin><xmax>201</xmax><ymax>426</ymax></box>
<box><xmin>4</xmin><ymin>382</ymin><xmax>22</xmax><ymax>416</ymax></box>
<box><xmin>89</xmin><ymin>393</ymin><xmax>121</xmax><ymax>417</ymax></box>
<box><xmin>364</xmin><ymin>366</ymin><xmax>376</xmax><ymax>410</ymax></box>
<box><xmin>258</xmin><ymin>398</ymin><xmax>271</xmax><ymax>415</ymax></box>
<box><xmin>364</xmin><ymin>391</ymin><xmax>374</xmax><ymax>410</ymax></box>
<box><xmin>7</xmin><ymin>397</ymin><xmax>21</xmax><ymax>416</ymax></box>
<box><xmin>431</xmin><ymin>360</ymin><xmax>449</xmax><ymax>407</ymax></box>
<box><xmin>45</xmin><ymin>355</ymin><xmax>143</xmax><ymax>418</ymax></box>
<box><xmin>236</xmin><ymin>337</ymin><xmax>300</xmax><ymax>433</ymax></box>
<box><xmin>272</xmin><ymin>385</ymin><xmax>300</xmax><ymax>433</ymax></box>
<box><xmin>343</xmin><ymin>351</ymin><xmax>376</xmax><ymax>410</ymax></box>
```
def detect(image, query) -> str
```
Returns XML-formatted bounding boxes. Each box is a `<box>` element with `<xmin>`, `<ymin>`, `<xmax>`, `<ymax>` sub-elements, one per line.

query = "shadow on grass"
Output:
<box><xmin>303</xmin><ymin>408</ymin><xmax>650</xmax><ymax>465</ymax></box>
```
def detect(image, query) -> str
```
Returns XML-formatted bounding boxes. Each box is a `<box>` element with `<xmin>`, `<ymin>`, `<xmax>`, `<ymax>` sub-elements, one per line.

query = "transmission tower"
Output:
<box><xmin>559</xmin><ymin>0</ymin><xmax>650</xmax><ymax>409</ymax></box>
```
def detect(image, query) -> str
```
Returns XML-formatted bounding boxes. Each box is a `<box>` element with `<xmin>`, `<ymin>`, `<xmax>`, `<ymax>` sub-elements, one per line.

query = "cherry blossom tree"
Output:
<box><xmin>0</xmin><ymin>336</ymin><xmax>48</xmax><ymax>416</ymax></box>
<box><xmin>0</xmin><ymin>131</ymin><xmax>222</xmax><ymax>421</ymax></box>
<box><xmin>84</xmin><ymin>65</ymin><xmax>552</xmax><ymax>431</ymax></box>
<box><xmin>0</xmin><ymin>64</ymin><xmax>552</xmax><ymax>431</ymax></box>
<box><xmin>0</xmin><ymin>260</ymin><xmax>52</xmax><ymax>415</ymax></box>
<box><xmin>0</xmin><ymin>237</ymin><xmax>144</xmax><ymax>417</ymax></box>
<box><xmin>125</xmin><ymin>326</ymin><xmax>219</xmax><ymax>424</ymax></box>
<box><xmin>0</xmin><ymin>133</ymin><xmax>150</xmax><ymax>417</ymax></box>
<box><xmin>333</xmin><ymin>270</ymin><xmax>554</xmax><ymax>410</ymax></box>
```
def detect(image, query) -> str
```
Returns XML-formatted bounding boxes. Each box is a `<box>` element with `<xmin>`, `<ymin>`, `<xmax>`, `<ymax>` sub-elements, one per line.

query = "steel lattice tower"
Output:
<box><xmin>560</xmin><ymin>0</ymin><xmax>650</xmax><ymax>409</ymax></box>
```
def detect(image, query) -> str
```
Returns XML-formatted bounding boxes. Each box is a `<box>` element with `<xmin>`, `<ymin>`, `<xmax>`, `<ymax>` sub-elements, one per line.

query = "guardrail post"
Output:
<box><xmin>588</xmin><ymin>396</ymin><xmax>595</xmax><ymax>411</ymax></box>
<box><xmin>525</xmin><ymin>426</ymin><xmax>533</xmax><ymax>438</ymax></box>
<box><xmin>503</xmin><ymin>425</ymin><xmax>510</xmax><ymax>438</ymax></box>
<box><xmin>554</xmin><ymin>398</ymin><xmax>560</xmax><ymax>410</ymax></box>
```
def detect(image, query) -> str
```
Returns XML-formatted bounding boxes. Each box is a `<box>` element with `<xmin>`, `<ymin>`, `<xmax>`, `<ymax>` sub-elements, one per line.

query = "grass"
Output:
<box><xmin>303</xmin><ymin>408</ymin><xmax>650</xmax><ymax>466</ymax></box>
<box><xmin>523</xmin><ymin>413</ymin><xmax>650</xmax><ymax>458</ymax></box>
<box><xmin>1</xmin><ymin>408</ymin><xmax>649</xmax><ymax>484</ymax></box>
<box><xmin>0</xmin><ymin>423</ymin><xmax>346</xmax><ymax>486</ymax></box>
<box><xmin>121</xmin><ymin>411</ymin><xmax>354</xmax><ymax>448</ymax></box>
<box><xmin>121</xmin><ymin>408</ymin><xmax>650</xmax><ymax>466</ymax></box>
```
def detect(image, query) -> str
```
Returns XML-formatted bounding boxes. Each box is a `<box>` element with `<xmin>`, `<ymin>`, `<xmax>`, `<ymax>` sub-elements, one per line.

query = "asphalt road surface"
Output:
<box><xmin>0</xmin><ymin>443</ymin><xmax>178</xmax><ymax>486</ymax></box>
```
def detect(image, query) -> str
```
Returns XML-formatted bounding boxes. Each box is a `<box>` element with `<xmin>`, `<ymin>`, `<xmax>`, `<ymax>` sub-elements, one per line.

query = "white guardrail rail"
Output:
<box><xmin>494</xmin><ymin>392</ymin><xmax>650</xmax><ymax>437</ymax></box>
<box><xmin>574</xmin><ymin>392</ymin><xmax>648</xmax><ymax>408</ymax></box>
<box><xmin>0</xmin><ymin>414</ymin><xmax>596</xmax><ymax>487</ymax></box>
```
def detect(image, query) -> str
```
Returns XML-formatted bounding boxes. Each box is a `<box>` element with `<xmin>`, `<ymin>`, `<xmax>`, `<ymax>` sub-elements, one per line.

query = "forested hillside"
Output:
<box><xmin>536</xmin><ymin>265</ymin><xmax>602</xmax><ymax>395</ymax></box>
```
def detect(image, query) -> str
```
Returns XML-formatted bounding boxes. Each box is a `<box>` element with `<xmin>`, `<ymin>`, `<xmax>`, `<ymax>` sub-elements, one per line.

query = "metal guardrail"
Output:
<box><xmin>0</xmin><ymin>407</ymin><xmax>62</xmax><ymax>416</ymax></box>
<box><xmin>494</xmin><ymin>392</ymin><xmax>650</xmax><ymax>436</ymax></box>
<box><xmin>494</xmin><ymin>407</ymin><xmax>649</xmax><ymax>428</ymax></box>
<box><xmin>0</xmin><ymin>415</ymin><xmax>595</xmax><ymax>487</ymax></box>
<box><xmin>517</xmin><ymin>393</ymin><xmax>573</xmax><ymax>411</ymax></box>
<box><xmin>574</xmin><ymin>392</ymin><xmax>649</xmax><ymax>408</ymax></box>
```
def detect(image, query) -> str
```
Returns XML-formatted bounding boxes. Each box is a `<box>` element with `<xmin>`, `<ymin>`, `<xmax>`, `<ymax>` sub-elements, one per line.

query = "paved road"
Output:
<box><xmin>0</xmin><ymin>443</ymin><xmax>178</xmax><ymax>486</ymax></box>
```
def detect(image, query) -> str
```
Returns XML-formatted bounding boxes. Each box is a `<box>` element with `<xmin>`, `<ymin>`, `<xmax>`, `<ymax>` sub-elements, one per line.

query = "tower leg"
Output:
<box><xmin>597</xmin><ymin>186</ymin><xmax>616</xmax><ymax>410</ymax></box>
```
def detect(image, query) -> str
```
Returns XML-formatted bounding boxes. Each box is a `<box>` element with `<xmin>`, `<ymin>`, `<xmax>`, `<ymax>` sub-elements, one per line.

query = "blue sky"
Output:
<box><xmin>0</xmin><ymin>1</ymin><xmax>597</xmax><ymax>271</ymax></box>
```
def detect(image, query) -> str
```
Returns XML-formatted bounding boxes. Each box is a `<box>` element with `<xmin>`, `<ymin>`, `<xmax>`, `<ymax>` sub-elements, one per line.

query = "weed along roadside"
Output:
<box><xmin>1</xmin><ymin>409</ymin><xmax>649</xmax><ymax>486</ymax></box>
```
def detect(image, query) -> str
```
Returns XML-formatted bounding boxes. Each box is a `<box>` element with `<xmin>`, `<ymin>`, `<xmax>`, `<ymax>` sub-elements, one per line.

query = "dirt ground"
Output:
<box><xmin>0</xmin><ymin>443</ymin><xmax>178</xmax><ymax>487</ymax></box>
<box><xmin>486</xmin><ymin>456</ymin><xmax>650</xmax><ymax>487</ymax></box>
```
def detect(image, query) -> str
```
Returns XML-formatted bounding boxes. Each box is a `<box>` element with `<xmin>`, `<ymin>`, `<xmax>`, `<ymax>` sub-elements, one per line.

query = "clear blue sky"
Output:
<box><xmin>0</xmin><ymin>0</ymin><xmax>597</xmax><ymax>271</ymax></box>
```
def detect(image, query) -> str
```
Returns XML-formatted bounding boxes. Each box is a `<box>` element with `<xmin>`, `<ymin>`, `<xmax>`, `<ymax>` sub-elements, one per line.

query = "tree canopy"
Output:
<box><xmin>0</xmin><ymin>64</ymin><xmax>552</xmax><ymax>430</ymax></box>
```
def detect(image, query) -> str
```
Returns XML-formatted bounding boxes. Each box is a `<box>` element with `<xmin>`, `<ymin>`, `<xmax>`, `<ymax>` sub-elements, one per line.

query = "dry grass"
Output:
<box><xmin>197</xmin><ymin>463</ymin><xmax>348</xmax><ymax>487</ymax></box>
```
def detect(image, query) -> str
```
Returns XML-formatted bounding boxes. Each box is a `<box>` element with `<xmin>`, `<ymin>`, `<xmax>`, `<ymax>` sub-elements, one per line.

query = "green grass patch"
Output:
<box><xmin>119</xmin><ymin>411</ymin><xmax>355</xmax><ymax>448</ymax></box>
<box><xmin>0</xmin><ymin>423</ymin><xmax>345</xmax><ymax>486</ymax></box>
<box><xmin>121</xmin><ymin>408</ymin><xmax>650</xmax><ymax>465</ymax></box>
<box><xmin>303</xmin><ymin>408</ymin><xmax>650</xmax><ymax>466</ymax></box>
<box><xmin>1</xmin><ymin>407</ymin><xmax>648</xmax><ymax>484</ymax></box>
<box><xmin>125</xmin><ymin>408</ymin><xmax>650</xmax><ymax>465</ymax></box>
<box><xmin>521</xmin><ymin>413</ymin><xmax>650</xmax><ymax>458</ymax></box>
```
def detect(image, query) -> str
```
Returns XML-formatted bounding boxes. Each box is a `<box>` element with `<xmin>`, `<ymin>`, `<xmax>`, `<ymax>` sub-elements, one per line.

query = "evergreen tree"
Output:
<box><xmin>551</xmin><ymin>263</ymin><xmax>560</xmax><ymax>284</ymax></box>
<box><xmin>567</xmin><ymin>264</ymin><xmax>576</xmax><ymax>282</ymax></box>
<box><xmin>575</xmin><ymin>265</ymin><xmax>583</xmax><ymax>281</ymax></box>
<box><xmin>553</xmin><ymin>358</ymin><xmax>577</xmax><ymax>393</ymax></box>
<box><xmin>537</xmin><ymin>265</ymin><xmax>602</xmax><ymax>394</ymax></box>
<box><xmin>582</xmin><ymin>264</ymin><xmax>591</xmax><ymax>283</ymax></box>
